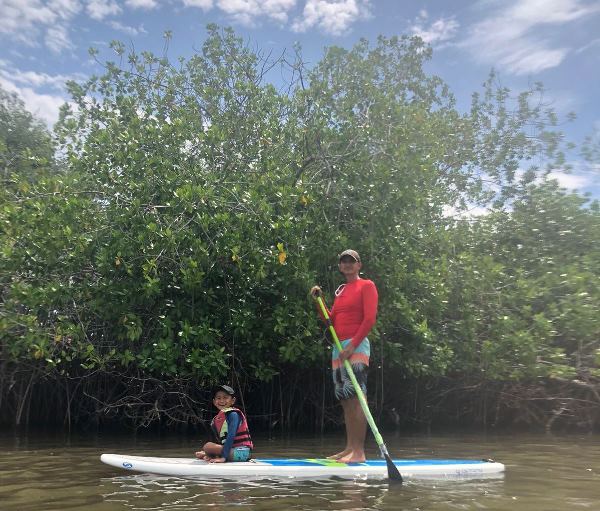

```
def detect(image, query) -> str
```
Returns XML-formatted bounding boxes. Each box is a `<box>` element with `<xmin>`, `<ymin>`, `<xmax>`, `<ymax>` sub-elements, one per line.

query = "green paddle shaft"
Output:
<box><xmin>315</xmin><ymin>296</ymin><xmax>396</xmax><ymax>456</ymax></box>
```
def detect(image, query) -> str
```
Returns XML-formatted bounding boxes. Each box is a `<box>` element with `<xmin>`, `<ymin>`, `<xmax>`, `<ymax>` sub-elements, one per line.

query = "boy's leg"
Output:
<box><xmin>201</xmin><ymin>442</ymin><xmax>224</xmax><ymax>458</ymax></box>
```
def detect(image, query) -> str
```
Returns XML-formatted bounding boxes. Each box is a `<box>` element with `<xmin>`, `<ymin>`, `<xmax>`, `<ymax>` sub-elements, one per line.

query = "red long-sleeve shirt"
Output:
<box><xmin>325</xmin><ymin>279</ymin><xmax>378</xmax><ymax>348</ymax></box>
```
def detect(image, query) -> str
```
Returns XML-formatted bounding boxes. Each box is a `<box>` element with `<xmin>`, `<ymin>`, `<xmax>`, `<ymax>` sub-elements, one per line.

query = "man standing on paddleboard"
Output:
<box><xmin>311</xmin><ymin>249</ymin><xmax>378</xmax><ymax>463</ymax></box>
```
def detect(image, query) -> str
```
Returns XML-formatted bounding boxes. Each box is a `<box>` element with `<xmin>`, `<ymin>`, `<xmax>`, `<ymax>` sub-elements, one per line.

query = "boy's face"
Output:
<box><xmin>213</xmin><ymin>390</ymin><xmax>236</xmax><ymax>410</ymax></box>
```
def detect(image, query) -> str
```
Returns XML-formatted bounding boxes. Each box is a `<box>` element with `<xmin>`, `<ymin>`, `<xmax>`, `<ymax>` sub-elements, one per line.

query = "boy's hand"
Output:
<box><xmin>209</xmin><ymin>457</ymin><xmax>226</xmax><ymax>463</ymax></box>
<box><xmin>195</xmin><ymin>451</ymin><xmax>205</xmax><ymax>459</ymax></box>
<box><xmin>310</xmin><ymin>285</ymin><xmax>322</xmax><ymax>298</ymax></box>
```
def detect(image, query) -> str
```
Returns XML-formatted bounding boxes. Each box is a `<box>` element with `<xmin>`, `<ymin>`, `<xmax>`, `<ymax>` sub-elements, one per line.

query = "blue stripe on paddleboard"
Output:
<box><xmin>255</xmin><ymin>459</ymin><xmax>490</xmax><ymax>467</ymax></box>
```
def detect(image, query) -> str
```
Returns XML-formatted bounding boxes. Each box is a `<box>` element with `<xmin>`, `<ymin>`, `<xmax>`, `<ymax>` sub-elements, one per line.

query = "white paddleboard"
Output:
<box><xmin>100</xmin><ymin>453</ymin><xmax>505</xmax><ymax>480</ymax></box>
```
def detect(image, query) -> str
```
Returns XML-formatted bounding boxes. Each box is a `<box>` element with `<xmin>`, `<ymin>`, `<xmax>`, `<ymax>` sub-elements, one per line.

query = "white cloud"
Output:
<box><xmin>1</xmin><ymin>0</ymin><xmax>369</xmax><ymax>46</ymax></box>
<box><xmin>109</xmin><ymin>20</ymin><xmax>148</xmax><ymax>35</ymax></box>
<box><xmin>0</xmin><ymin>61</ymin><xmax>84</xmax><ymax>125</ymax></box>
<box><xmin>48</xmin><ymin>0</ymin><xmax>81</xmax><ymax>17</ymax></box>
<box><xmin>45</xmin><ymin>24</ymin><xmax>74</xmax><ymax>53</ymax></box>
<box><xmin>575</xmin><ymin>37</ymin><xmax>600</xmax><ymax>54</ymax></box>
<box><xmin>0</xmin><ymin>0</ymin><xmax>81</xmax><ymax>52</ymax></box>
<box><xmin>463</xmin><ymin>0</ymin><xmax>600</xmax><ymax>75</ymax></box>
<box><xmin>216</xmin><ymin>0</ymin><xmax>297</xmax><ymax>25</ymax></box>
<box><xmin>0</xmin><ymin>75</ymin><xmax>67</xmax><ymax>126</ymax></box>
<box><xmin>500</xmin><ymin>45</ymin><xmax>567</xmax><ymax>75</ymax></box>
<box><xmin>409</xmin><ymin>10</ymin><xmax>459</xmax><ymax>46</ymax></box>
<box><xmin>0</xmin><ymin>67</ymin><xmax>81</xmax><ymax>90</ymax></box>
<box><xmin>182</xmin><ymin>0</ymin><xmax>214</xmax><ymax>9</ymax></box>
<box><xmin>0</xmin><ymin>0</ymin><xmax>61</xmax><ymax>41</ymax></box>
<box><xmin>292</xmin><ymin>0</ymin><xmax>371</xmax><ymax>35</ymax></box>
<box><xmin>0</xmin><ymin>0</ymin><xmax>58</xmax><ymax>38</ymax></box>
<box><xmin>125</xmin><ymin>0</ymin><xmax>158</xmax><ymax>8</ymax></box>
<box><xmin>443</xmin><ymin>203</ymin><xmax>490</xmax><ymax>219</ymax></box>
<box><xmin>547</xmin><ymin>171</ymin><xmax>592</xmax><ymax>190</ymax></box>
<box><xmin>509</xmin><ymin>0</ymin><xmax>593</xmax><ymax>24</ymax></box>
<box><xmin>86</xmin><ymin>0</ymin><xmax>122</xmax><ymax>20</ymax></box>
<box><xmin>182</xmin><ymin>0</ymin><xmax>297</xmax><ymax>25</ymax></box>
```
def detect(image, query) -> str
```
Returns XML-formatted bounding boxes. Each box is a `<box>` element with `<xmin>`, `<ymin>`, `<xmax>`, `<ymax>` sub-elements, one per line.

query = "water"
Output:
<box><xmin>1</xmin><ymin>431</ymin><xmax>599</xmax><ymax>510</ymax></box>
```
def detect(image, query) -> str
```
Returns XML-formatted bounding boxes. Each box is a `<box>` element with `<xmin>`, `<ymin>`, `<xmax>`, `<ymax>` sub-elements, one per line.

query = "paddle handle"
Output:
<box><xmin>315</xmin><ymin>296</ymin><xmax>384</xmax><ymax>448</ymax></box>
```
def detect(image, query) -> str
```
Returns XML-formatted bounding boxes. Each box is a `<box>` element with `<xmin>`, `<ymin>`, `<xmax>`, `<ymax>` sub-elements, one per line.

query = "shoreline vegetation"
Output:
<box><xmin>1</xmin><ymin>26</ymin><xmax>599</xmax><ymax>434</ymax></box>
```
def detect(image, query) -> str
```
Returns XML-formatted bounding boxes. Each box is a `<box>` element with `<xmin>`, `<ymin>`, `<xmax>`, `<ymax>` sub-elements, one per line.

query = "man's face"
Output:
<box><xmin>213</xmin><ymin>391</ymin><xmax>235</xmax><ymax>410</ymax></box>
<box><xmin>338</xmin><ymin>256</ymin><xmax>361</xmax><ymax>274</ymax></box>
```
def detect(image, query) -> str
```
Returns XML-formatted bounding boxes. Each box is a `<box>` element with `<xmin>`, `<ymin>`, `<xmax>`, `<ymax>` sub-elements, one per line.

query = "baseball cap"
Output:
<box><xmin>339</xmin><ymin>249</ymin><xmax>360</xmax><ymax>262</ymax></box>
<box><xmin>214</xmin><ymin>384</ymin><xmax>235</xmax><ymax>397</ymax></box>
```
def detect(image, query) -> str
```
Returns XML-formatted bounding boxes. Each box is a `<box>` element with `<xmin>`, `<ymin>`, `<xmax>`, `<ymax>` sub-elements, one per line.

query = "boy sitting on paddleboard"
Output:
<box><xmin>195</xmin><ymin>385</ymin><xmax>253</xmax><ymax>463</ymax></box>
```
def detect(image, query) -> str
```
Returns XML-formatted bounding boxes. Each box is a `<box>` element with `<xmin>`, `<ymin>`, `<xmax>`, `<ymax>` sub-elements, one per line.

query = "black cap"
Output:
<box><xmin>213</xmin><ymin>384</ymin><xmax>235</xmax><ymax>397</ymax></box>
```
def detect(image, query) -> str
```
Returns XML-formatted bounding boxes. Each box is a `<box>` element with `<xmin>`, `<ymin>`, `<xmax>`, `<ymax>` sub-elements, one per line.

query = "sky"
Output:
<box><xmin>1</xmin><ymin>0</ymin><xmax>599</xmax><ymax>197</ymax></box>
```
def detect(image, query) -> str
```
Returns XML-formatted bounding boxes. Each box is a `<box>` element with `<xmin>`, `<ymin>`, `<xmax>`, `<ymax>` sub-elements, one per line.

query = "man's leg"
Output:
<box><xmin>327</xmin><ymin>362</ymin><xmax>352</xmax><ymax>459</ymax></box>
<box><xmin>338</xmin><ymin>396</ymin><xmax>366</xmax><ymax>463</ymax></box>
<box><xmin>328</xmin><ymin>399</ymin><xmax>353</xmax><ymax>460</ymax></box>
<box><xmin>339</xmin><ymin>360</ymin><xmax>369</xmax><ymax>463</ymax></box>
<box><xmin>329</xmin><ymin>343</ymin><xmax>369</xmax><ymax>461</ymax></box>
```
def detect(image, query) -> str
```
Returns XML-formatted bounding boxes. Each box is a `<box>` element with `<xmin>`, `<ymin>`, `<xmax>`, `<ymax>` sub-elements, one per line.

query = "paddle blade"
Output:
<box><xmin>384</xmin><ymin>453</ymin><xmax>403</xmax><ymax>483</ymax></box>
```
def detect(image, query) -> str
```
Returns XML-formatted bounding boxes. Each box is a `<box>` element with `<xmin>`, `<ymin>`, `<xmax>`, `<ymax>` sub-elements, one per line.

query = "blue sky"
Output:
<box><xmin>2</xmin><ymin>0</ymin><xmax>599</xmax><ymax>196</ymax></box>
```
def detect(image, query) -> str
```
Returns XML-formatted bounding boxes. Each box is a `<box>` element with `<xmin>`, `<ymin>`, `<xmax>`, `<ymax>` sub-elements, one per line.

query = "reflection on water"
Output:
<box><xmin>1</xmin><ymin>431</ymin><xmax>599</xmax><ymax>511</ymax></box>
<box><xmin>101</xmin><ymin>473</ymin><xmax>506</xmax><ymax>511</ymax></box>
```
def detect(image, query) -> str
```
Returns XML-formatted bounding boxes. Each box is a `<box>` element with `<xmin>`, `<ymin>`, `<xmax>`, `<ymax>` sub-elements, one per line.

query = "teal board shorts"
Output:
<box><xmin>229</xmin><ymin>446</ymin><xmax>252</xmax><ymax>462</ymax></box>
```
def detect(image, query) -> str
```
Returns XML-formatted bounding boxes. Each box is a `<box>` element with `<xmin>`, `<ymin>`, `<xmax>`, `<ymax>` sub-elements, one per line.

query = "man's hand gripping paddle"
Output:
<box><xmin>314</xmin><ymin>294</ymin><xmax>403</xmax><ymax>483</ymax></box>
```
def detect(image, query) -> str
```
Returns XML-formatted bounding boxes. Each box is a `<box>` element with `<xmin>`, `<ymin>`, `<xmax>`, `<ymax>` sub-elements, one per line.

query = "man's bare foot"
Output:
<box><xmin>338</xmin><ymin>451</ymin><xmax>366</xmax><ymax>463</ymax></box>
<box><xmin>326</xmin><ymin>448</ymin><xmax>351</xmax><ymax>460</ymax></box>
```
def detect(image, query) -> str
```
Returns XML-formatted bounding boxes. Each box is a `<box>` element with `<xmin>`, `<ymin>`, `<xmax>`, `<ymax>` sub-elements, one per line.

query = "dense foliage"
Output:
<box><xmin>1</xmin><ymin>26</ymin><xmax>598</xmax><ymax>432</ymax></box>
